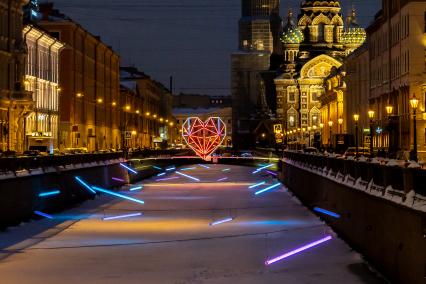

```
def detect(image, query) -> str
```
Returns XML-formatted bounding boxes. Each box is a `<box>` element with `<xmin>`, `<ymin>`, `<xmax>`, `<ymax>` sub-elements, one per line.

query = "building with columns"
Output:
<box><xmin>23</xmin><ymin>25</ymin><xmax>64</xmax><ymax>152</ymax></box>
<box><xmin>366</xmin><ymin>0</ymin><xmax>426</xmax><ymax>159</ymax></box>
<box><xmin>0</xmin><ymin>0</ymin><xmax>33</xmax><ymax>153</ymax></box>
<box><xmin>38</xmin><ymin>3</ymin><xmax>121</xmax><ymax>151</ymax></box>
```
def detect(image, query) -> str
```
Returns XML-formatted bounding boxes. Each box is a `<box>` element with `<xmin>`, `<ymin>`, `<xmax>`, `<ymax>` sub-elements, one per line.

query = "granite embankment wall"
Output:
<box><xmin>280</xmin><ymin>156</ymin><xmax>426</xmax><ymax>284</ymax></box>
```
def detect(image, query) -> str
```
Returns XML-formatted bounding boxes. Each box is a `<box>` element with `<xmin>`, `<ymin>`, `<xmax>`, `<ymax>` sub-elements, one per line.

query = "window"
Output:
<box><xmin>312</xmin><ymin>115</ymin><xmax>318</xmax><ymax>125</ymax></box>
<box><xmin>289</xmin><ymin>115</ymin><xmax>295</xmax><ymax>127</ymax></box>
<box><xmin>288</xmin><ymin>92</ymin><xmax>295</xmax><ymax>102</ymax></box>
<box><xmin>311</xmin><ymin>92</ymin><xmax>318</xmax><ymax>101</ymax></box>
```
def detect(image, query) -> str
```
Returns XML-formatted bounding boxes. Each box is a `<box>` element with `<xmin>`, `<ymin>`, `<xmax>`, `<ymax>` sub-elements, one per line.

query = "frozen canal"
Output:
<box><xmin>0</xmin><ymin>164</ymin><xmax>385</xmax><ymax>283</ymax></box>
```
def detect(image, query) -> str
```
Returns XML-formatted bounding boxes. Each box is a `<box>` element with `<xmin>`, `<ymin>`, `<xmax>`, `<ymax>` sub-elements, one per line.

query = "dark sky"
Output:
<box><xmin>47</xmin><ymin>0</ymin><xmax>381</xmax><ymax>96</ymax></box>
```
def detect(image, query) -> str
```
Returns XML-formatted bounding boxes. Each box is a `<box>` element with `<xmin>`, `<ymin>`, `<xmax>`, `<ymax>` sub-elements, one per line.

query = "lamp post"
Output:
<box><xmin>385</xmin><ymin>104</ymin><xmax>393</xmax><ymax>157</ymax></box>
<box><xmin>368</xmin><ymin>110</ymin><xmax>375</xmax><ymax>157</ymax></box>
<box><xmin>328</xmin><ymin>121</ymin><xmax>333</xmax><ymax>149</ymax></box>
<box><xmin>319</xmin><ymin>123</ymin><xmax>324</xmax><ymax>149</ymax></box>
<box><xmin>338</xmin><ymin>117</ymin><xmax>343</xmax><ymax>134</ymax></box>
<box><xmin>409</xmin><ymin>95</ymin><xmax>419</xmax><ymax>162</ymax></box>
<box><xmin>353</xmin><ymin>114</ymin><xmax>359</xmax><ymax>157</ymax></box>
<box><xmin>307</xmin><ymin>126</ymin><xmax>312</xmax><ymax>147</ymax></box>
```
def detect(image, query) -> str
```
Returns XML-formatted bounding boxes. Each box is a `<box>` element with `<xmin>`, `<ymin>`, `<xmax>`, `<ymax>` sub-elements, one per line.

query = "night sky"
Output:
<box><xmin>47</xmin><ymin>0</ymin><xmax>381</xmax><ymax>96</ymax></box>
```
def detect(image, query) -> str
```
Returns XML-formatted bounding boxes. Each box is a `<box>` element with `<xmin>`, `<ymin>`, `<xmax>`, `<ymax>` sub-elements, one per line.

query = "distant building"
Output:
<box><xmin>173</xmin><ymin>93</ymin><xmax>231</xmax><ymax>109</ymax></box>
<box><xmin>120</xmin><ymin>67</ymin><xmax>174</xmax><ymax>149</ymax></box>
<box><xmin>0</xmin><ymin>0</ymin><xmax>33</xmax><ymax>152</ymax></box>
<box><xmin>38</xmin><ymin>3</ymin><xmax>121</xmax><ymax>151</ymax></box>
<box><xmin>23</xmin><ymin>25</ymin><xmax>64</xmax><ymax>152</ymax></box>
<box><xmin>231</xmin><ymin>0</ymin><xmax>281</xmax><ymax>149</ymax></box>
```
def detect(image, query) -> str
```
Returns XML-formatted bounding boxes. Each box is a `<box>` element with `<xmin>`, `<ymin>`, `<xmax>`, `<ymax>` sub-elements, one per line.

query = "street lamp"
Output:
<box><xmin>353</xmin><ymin>114</ymin><xmax>359</xmax><ymax>157</ymax></box>
<box><xmin>307</xmin><ymin>126</ymin><xmax>312</xmax><ymax>147</ymax></box>
<box><xmin>409</xmin><ymin>95</ymin><xmax>419</xmax><ymax>161</ymax></box>
<box><xmin>368</xmin><ymin>110</ymin><xmax>375</xmax><ymax>157</ymax></box>
<box><xmin>386</xmin><ymin>104</ymin><xmax>393</xmax><ymax>157</ymax></box>
<box><xmin>328</xmin><ymin>121</ymin><xmax>333</xmax><ymax>149</ymax></box>
<box><xmin>338</xmin><ymin>117</ymin><xmax>343</xmax><ymax>134</ymax></box>
<box><xmin>319</xmin><ymin>123</ymin><xmax>324</xmax><ymax>148</ymax></box>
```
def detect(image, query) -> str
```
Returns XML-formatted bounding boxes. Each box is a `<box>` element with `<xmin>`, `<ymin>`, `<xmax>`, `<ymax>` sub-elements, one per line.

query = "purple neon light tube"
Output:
<box><xmin>265</xmin><ymin>170</ymin><xmax>278</xmax><ymax>176</ymax></box>
<box><xmin>155</xmin><ymin>176</ymin><xmax>180</xmax><ymax>182</ymax></box>
<box><xmin>112</xmin><ymin>177</ymin><xmax>125</xmax><ymax>182</ymax></box>
<box><xmin>265</xmin><ymin>235</ymin><xmax>332</xmax><ymax>265</ymax></box>
<box><xmin>217</xmin><ymin>177</ymin><xmax>228</xmax><ymax>182</ymax></box>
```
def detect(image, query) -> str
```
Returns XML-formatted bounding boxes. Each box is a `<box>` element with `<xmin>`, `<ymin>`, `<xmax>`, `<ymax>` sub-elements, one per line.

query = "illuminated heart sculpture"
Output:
<box><xmin>182</xmin><ymin>117</ymin><xmax>226</xmax><ymax>159</ymax></box>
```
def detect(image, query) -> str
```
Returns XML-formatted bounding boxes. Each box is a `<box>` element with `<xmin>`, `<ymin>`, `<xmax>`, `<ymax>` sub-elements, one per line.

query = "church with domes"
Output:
<box><xmin>274</xmin><ymin>0</ymin><xmax>365</xmax><ymax>148</ymax></box>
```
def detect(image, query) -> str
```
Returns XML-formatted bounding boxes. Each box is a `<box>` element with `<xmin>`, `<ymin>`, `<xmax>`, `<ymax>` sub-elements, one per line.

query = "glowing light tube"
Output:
<box><xmin>112</xmin><ymin>177</ymin><xmax>125</xmax><ymax>182</ymax></box>
<box><xmin>180</xmin><ymin>167</ymin><xmax>195</xmax><ymax>171</ymax></box>
<box><xmin>248</xmin><ymin>181</ymin><xmax>266</xmax><ymax>189</ymax></box>
<box><xmin>152</xmin><ymin>166</ymin><xmax>162</xmax><ymax>170</ymax></box>
<box><xmin>129</xmin><ymin>186</ymin><xmax>143</xmax><ymax>191</ymax></box>
<box><xmin>313</xmin><ymin>207</ymin><xmax>340</xmax><ymax>218</ymax></box>
<box><xmin>252</xmin><ymin>164</ymin><xmax>274</xmax><ymax>174</ymax></box>
<box><xmin>120</xmin><ymin>163</ymin><xmax>138</xmax><ymax>174</ymax></box>
<box><xmin>198</xmin><ymin>164</ymin><xmax>210</xmax><ymax>169</ymax></box>
<box><xmin>265</xmin><ymin>170</ymin><xmax>278</xmax><ymax>176</ymax></box>
<box><xmin>102</xmin><ymin>212</ymin><xmax>142</xmax><ymax>221</ymax></box>
<box><xmin>265</xmin><ymin>235</ymin><xmax>332</xmax><ymax>265</ymax></box>
<box><xmin>157</xmin><ymin>172</ymin><xmax>166</xmax><ymax>176</ymax></box>
<box><xmin>166</xmin><ymin>166</ymin><xmax>176</xmax><ymax>171</ymax></box>
<box><xmin>175</xmin><ymin>171</ymin><xmax>200</xmax><ymax>182</ymax></box>
<box><xmin>210</xmin><ymin>217</ymin><xmax>233</xmax><ymax>226</ymax></box>
<box><xmin>34</xmin><ymin>211</ymin><xmax>53</xmax><ymax>219</ymax></box>
<box><xmin>217</xmin><ymin>177</ymin><xmax>228</xmax><ymax>181</ymax></box>
<box><xmin>92</xmin><ymin>186</ymin><xmax>145</xmax><ymax>205</ymax></box>
<box><xmin>156</xmin><ymin>177</ymin><xmax>180</xmax><ymax>182</ymax></box>
<box><xmin>38</xmin><ymin>190</ymin><xmax>60</xmax><ymax>197</ymax></box>
<box><xmin>75</xmin><ymin>176</ymin><xmax>96</xmax><ymax>194</ymax></box>
<box><xmin>254</xmin><ymin>183</ymin><xmax>281</xmax><ymax>195</ymax></box>
<box><xmin>222</xmin><ymin>168</ymin><xmax>231</xmax><ymax>172</ymax></box>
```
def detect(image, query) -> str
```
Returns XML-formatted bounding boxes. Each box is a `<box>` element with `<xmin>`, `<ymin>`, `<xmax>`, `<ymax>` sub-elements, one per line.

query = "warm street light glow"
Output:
<box><xmin>131</xmin><ymin>130</ymin><xmax>137</xmax><ymax>135</ymax></box>
<box><xmin>313</xmin><ymin>125</ymin><xmax>317</xmax><ymax>130</ymax></box>
<box><xmin>302</xmin><ymin>128</ymin><xmax>306</xmax><ymax>132</ymax></box>
<box><xmin>125</xmin><ymin>105</ymin><xmax>131</xmax><ymax>110</ymax></box>
<box><xmin>338</xmin><ymin>118</ymin><xmax>343</xmax><ymax>125</ymax></box>
<box><xmin>368</xmin><ymin>110</ymin><xmax>375</xmax><ymax>119</ymax></box>
<box><xmin>146</xmin><ymin>112</ymin><xmax>150</xmax><ymax>116</ymax></box>
<box><xmin>261</xmin><ymin>133</ymin><xmax>266</xmax><ymax>138</ymax></box>
<box><xmin>160</xmin><ymin>118</ymin><xmax>164</xmax><ymax>122</ymax></box>
<box><xmin>165</xmin><ymin>119</ymin><xmax>169</xmax><ymax>122</ymax></box>
<box><xmin>153</xmin><ymin>114</ymin><xmax>157</xmax><ymax>118</ymax></box>
<box><xmin>320</xmin><ymin>123</ymin><xmax>324</xmax><ymax>129</ymax></box>
<box><xmin>307</xmin><ymin>126</ymin><xmax>311</xmax><ymax>131</ymax></box>
<box><xmin>328</xmin><ymin>121</ymin><xmax>333</xmax><ymax>127</ymax></box>
<box><xmin>76</xmin><ymin>92</ymin><xmax>83</xmax><ymax>98</ymax></box>
<box><xmin>57</xmin><ymin>87</ymin><xmax>62</xmax><ymax>92</ymax></box>
<box><xmin>353</xmin><ymin>114</ymin><xmax>359</xmax><ymax>122</ymax></box>
<box><xmin>136</xmin><ymin>110</ymin><xmax>140</xmax><ymax>114</ymax></box>
<box><xmin>410</xmin><ymin>95</ymin><xmax>419</xmax><ymax>110</ymax></box>
<box><xmin>169</xmin><ymin>122</ymin><xmax>174</xmax><ymax>126</ymax></box>
<box><xmin>97</xmin><ymin>98</ymin><xmax>103</xmax><ymax>103</ymax></box>
<box><xmin>385</xmin><ymin>105</ymin><xmax>393</xmax><ymax>115</ymax></box>
<box><xmin>112</xmin><ymin>101</ymin><xmax>117</xmax><ymax>106</ymax></box>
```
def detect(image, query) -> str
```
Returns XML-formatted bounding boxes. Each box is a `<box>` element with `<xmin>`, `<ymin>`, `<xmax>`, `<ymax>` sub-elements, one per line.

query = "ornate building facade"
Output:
<box><xmin>274</xmin><ymin>1</ymin><xmax>365</xmax><ymax>147</ymax></box>
<box><xmin>0</xmin><ymin>0</ymin><xmax>32</xmax><ymax>152</ymax></box>
<box><xmin>23</xmin><ymin>25</ymin><xmax>64</xmax><ymax>152</ymax></box>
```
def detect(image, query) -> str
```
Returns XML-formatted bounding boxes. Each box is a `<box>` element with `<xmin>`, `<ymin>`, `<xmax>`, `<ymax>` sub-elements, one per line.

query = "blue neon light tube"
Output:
<box><xmin>254</xmin><ymin>183</ymin><xmax>281</xmax><ymax>195</ymax></box>
<box><xmin>210</xmin><ymin>217</ymin><xmax>233</xmax><ymax>226</ymax></box>
<box><xmin>248</xmin><ymin>181</ymin><xmax>266</xmax><ymax>189</ymax></box>
<box><xmin>92</xmin><ymin>186</ymin><xmax>145</xmax><ymax>205</ymax></box>
<box><xmin>313</xmin><ymin>207</ymin><xmax>340</xmax><ymax>218</ymax></box>
<box><xmin>38</xmin><ymin>190</ymin><xmax>60</xmax><ymax>197</ymax></box>
<box><xmin>175</xmin><ymin>171</ymin><xmax>200</xmax><ymax>182</ymax></box>
<box><xmin>103</xmin><ymin>212</ymin><xmax>143</xmax><ymax>221</ymax></box>
<box><xmin>75</xmin><ymin>176</ymin><xmax>96</xmax><ymax>194</ymax></box>
<box><xmin>129</xmin><ymin>186</ymin><xmax>143</xmax><ymax>191</ymax></box>
<box><xmin>120</xmin><ymin>163</ymin><xmax>137</xmax><ymax>174</ymax></box>
<box><xmin>252</xmin><ymin>164</ymin><xmax>274</xmax><ymax>174</ymax></box>
<box><xmin>34</xmin><ymin>211</ymin><xmax>53</xmax><ymax>219</ymax></box>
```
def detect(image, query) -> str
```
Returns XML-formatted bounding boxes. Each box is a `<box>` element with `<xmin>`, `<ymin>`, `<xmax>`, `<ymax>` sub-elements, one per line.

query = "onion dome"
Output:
<box><xmin>301</xmin><ymin>0</ymin><xmax>341</xmax><ymax>8</ymax></box>
<box><xmin>281</xmin><ymin>11</ymin><xmax>304</xmax><ymax>44</ymax></box>
<box><xmin>341</xmin><ymin>8</ymin><xmax>366</xmax><ymax>47</ymax></box>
